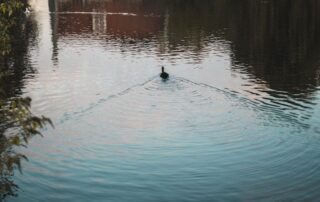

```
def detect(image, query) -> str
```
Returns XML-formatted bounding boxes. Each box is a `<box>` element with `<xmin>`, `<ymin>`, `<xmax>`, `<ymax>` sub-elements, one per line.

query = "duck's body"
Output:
<box><xmin>160</xmin><ymin>66</ymin><xmax>169</xmax><ymax>79</ymax></box>
<box><xmin>25</xmin><ymin>7</ymin><xmax>31</xmax><ymax>14</ymax></box>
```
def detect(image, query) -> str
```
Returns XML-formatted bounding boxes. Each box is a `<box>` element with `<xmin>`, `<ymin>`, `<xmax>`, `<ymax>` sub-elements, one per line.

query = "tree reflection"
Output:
<box><xmin>225</xmin><ymin>0</ymin><xmax>320</xmax><ymax>96</ymax></box>
<box><xmin>163</xmin><ymin>0</ymin><xmax>320</xmax><ymax>97</ymax></box>
<box><xmin>0</xmin><ymin>1</ymin><xmax>52</xmax><ymax>200</ymax></box>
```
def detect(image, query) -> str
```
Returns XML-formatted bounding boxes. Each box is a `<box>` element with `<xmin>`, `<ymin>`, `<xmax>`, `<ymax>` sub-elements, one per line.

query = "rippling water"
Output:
<box><xmin>3</xmin><ymin>0</ymin><xmax>320</xmax><ymax>201</ymax></box>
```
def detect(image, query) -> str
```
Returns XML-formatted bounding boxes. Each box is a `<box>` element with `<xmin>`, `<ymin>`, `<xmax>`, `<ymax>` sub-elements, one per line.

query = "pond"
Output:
<box><xmin>3</xmin><ymin>0</ymin><xmax>320</xmax><ymax>201</ymax></box>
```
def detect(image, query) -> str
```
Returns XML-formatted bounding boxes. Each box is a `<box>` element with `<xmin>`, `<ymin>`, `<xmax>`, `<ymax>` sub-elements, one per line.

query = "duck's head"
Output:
<box><xmin>162</xmin><ymin>66</ymin><xmax>164</xmax><ymax>73</ymax></box>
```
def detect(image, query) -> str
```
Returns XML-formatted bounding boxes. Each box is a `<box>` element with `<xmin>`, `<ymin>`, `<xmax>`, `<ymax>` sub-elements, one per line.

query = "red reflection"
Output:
<box><xmin>52</xmin><ymin>0</ymin><xmax>164</xmax><ymax>38</ymax></box>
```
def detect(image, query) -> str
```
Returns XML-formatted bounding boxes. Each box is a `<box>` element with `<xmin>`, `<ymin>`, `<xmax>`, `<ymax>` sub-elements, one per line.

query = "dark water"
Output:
<box><xmin>2</xmin><ymin>0</ymin><xmax>320</xmax><ymax>201</ymax></box>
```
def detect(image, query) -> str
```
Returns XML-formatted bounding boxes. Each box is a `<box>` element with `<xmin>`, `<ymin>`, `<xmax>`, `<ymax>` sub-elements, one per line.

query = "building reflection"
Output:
<box><xmin>48</xmin><ymin>0</ymin><xmax>320</xmax><ymax>98</ymax></box>
<box><xmin>49</xmin><ymin>0</ymin><xmax>164</xmax><ymax>37</ymax></box>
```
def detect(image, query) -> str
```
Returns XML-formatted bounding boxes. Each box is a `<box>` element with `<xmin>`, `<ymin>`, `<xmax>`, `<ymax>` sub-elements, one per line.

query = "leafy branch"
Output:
<box><xmin>0</xmin><ymin>0</ymin><xmax>53</xmax><ymax>199</ymax></box>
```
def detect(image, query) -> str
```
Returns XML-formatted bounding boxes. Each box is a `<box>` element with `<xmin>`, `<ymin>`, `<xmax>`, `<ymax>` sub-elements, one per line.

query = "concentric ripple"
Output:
<box><xmin>13</xmin><ymin>76</ymin><xmax>320</xmax><ymax>201</ymax></box>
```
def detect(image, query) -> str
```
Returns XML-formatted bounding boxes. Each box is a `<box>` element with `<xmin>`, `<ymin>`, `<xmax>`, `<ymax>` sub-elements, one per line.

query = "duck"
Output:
<box><xmin>160</xmin><ymin>66</ymin><xmax>169</xmax><ymax>79</ymax></box>
<box><xmin>25</xmin><ymin>7</ymin><xmax>31</xmax><ymax>15</ymax></box>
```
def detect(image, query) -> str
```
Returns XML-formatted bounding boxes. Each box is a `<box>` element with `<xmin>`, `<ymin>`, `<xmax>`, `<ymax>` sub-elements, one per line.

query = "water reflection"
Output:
<box><xmin>48</xmin><ymin>0</ymin><xmax>320</xmax><ymax>128</ymax></box>
<box><xmin>227</xmin><ymin>1</ymin><xmax>320</xmax><ymax>96</ymax></box>
<box><xmin>48</xmin><ymin>0</ymin><xmax>320</xmax><ymax>94</ymax></box>
<box><xmin>0</xmin><ymin>14</ymin><xmax>38</xmax><ymax>100</ymax></box>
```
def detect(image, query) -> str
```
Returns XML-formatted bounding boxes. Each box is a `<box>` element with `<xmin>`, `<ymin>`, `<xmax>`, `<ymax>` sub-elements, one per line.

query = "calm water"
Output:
<box><xmin>2</xmin><ymin>0</ymin><xmax>320</xmax><ymax>201</ymax></box>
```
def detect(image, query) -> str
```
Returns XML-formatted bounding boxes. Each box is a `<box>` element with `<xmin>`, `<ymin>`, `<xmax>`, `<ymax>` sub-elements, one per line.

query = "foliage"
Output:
<box><xmin>0</xmin><ymin>0</ymin><xmax>53</xmax><ymax>199</ymax></box>
<box><xmin>0</xmin><ymin>0</ymin><xmax>26</xmax><ymax>55</ymax></box>
<box><xmin>0</xmin><ymin>96</ymin><xmax>53</xmax><ymax>199</ymax></box>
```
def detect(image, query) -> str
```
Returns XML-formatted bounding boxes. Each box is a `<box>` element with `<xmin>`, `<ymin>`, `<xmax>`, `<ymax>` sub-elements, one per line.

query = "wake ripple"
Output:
<box><xmin>57</xmin><ymin>76</ymin><xmax>312</xmax><ymax>130</ymax></box>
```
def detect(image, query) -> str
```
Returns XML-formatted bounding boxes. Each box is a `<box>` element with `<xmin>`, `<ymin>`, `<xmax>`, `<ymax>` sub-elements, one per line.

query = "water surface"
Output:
<box><xmin>3</xmin><ymin>0</ymin><xmax>320</xmax><ymax>201</ymax></box>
